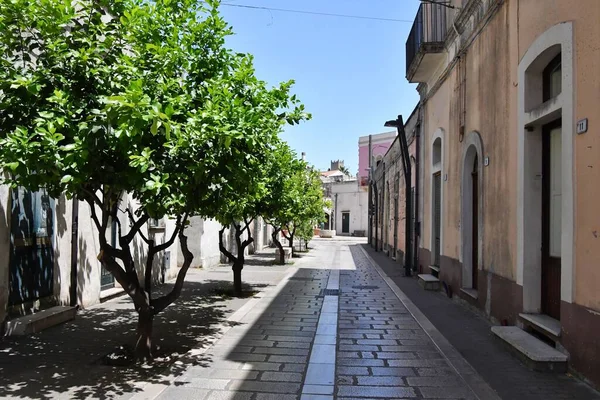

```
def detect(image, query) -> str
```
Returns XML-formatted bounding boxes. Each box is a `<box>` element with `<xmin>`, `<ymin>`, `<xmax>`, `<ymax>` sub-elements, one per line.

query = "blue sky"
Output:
<box><xmin>218</xmin><ymin>0</ymin><xmax>420</xmax><ymax>174</ymax></box>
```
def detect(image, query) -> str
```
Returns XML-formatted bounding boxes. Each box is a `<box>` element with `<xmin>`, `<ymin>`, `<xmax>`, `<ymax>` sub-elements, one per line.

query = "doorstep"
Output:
<box><xmin>5</xmin><ymin>306</ymin><xmax>77</xmax><ymax>336</ymax></box>
<box><xmin>100</xmin><ymin>287</ymin><xmax>126</xmax><ymax>302</ymax></box>
<box><xmin>519</xmin><ymin>313</ymin><xmax>561</xmax><ymax>338</ymax></box>
<box><xmin>418</xmin><ymin>274</ymin><xmax>440</xmax><ymax>291</ymax></box>
<box><xmin>491</xmin><ymin>326</ymin><xmax>567</xmax><ymax>372</ymax></box>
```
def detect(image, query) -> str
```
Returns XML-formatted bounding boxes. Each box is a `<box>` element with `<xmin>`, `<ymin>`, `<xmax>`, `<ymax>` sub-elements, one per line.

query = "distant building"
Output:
<box><xmin>320</xmin><ymin>161</ymin><xmax>367</xmax><ymax>236</ymax></box>
<box><xmin>358</xmin><ymin>131</ymin><xmax>396</xmax><ymax>187</ymax></box>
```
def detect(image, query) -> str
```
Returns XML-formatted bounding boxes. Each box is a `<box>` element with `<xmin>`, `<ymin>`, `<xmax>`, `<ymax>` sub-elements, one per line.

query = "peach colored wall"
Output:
<box><xmin>517</xmin><ymin>0</ymin><xmax>600</xmax><ymax>310</ymax></box>
<box><xmin>421</xmin><ymin>1</ymin><xmax>519</xmax><ymax>280</ymax></box>
<box><xmin>422</xmin><ymin>80</ymin><xmax>450</xmax><ymax>256</ymax></box>
<box><xmin>461</xmin><ymin>2</ymin><xmax>517</xmax><ymax>280</ymax></box>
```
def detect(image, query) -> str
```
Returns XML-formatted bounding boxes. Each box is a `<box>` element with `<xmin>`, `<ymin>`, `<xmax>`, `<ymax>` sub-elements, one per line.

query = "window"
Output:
<box><xmin>543</xmin><ymin>54</ymin><xmax>561</xmax><ymax>102</ymax></box>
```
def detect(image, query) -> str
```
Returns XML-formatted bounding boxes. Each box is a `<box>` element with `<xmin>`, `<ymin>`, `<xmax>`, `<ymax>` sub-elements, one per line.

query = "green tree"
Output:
<box><xmin>260</xmin><ymin>143</ymin><xmax>304</xmax><ymax>264</ymax></box>
<box><xmin>280</xmin><ymin>166</ymin><xmax>328</xmax><ymax>256</ymax></box>
<box><xmin>0</xmin><ymin>0</ymin><xmax>307</xmax><ymax>360</ymax></box>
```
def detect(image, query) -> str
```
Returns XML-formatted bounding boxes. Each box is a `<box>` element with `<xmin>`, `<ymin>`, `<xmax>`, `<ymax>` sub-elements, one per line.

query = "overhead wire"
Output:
<box><xmin>217</xmin><ymin>2</ymin><xmax>414</xmax><ymax>23</ymax></box>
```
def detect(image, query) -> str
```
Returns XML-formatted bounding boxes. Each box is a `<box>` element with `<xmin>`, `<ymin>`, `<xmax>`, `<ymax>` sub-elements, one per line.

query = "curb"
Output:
<box><xmin>358</xmin><ymin>245</ymin><xmax>502</xmax><ymax>400</ymax></box>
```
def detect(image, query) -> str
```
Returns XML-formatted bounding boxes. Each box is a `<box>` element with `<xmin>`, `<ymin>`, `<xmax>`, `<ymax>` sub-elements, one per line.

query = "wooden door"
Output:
<box><xmin>472</xmin><ymin>155</ymin><xmax>479</xmax><ymax>290</ymax></box>
<box><xmin>542</xmin><ymin>120</ymin><xmax>562</xmax><ymax>320</ymax></box>
<box><xmin>432</xmin><ymin>172</ymin><xmax>441</xmax><ymax>266</ymax></box>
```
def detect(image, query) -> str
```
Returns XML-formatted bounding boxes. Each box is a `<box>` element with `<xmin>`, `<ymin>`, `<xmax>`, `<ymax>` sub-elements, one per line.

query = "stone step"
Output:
<box><xmin>491</xmin><ymin>326</ymin><xmax>567</xmax><ymax>372</ymax></box>
<box><xmin>429</xmin><ymin>265</ymin><xmax>440</xmax><ymax>276</ymax></box>
<box><xmin>519</xmin><ymin>313</ymin><xmax>561</xmax><ymax>339</ymax></box>
<box><xmin>418</xmin><ymin>274</ymin><xmax>440</xmax><ymax>291</ymax></box>
<box><xmin>5</xmin><ymin>306</ymin><xmax>77</xmax><ymax>336</ymax></box>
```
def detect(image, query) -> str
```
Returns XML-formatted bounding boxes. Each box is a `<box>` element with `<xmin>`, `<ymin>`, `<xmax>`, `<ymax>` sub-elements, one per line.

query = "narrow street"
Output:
<box><xmin>131</xmin><ymin>238</ymin><xmax>600</xmax><ymax>400</ymax></box>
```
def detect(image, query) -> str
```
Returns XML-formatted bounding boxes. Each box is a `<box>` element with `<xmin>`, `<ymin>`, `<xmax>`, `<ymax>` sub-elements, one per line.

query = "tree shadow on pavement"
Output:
<box><xmin>0</xmin><ymin>279</ymin><xmax>268</xmax><ymax>400</ymax></box>
<box><xmin>164</xmin><ymin>268</ymin><xmax>329</xmax><ymax>399</ymax></box>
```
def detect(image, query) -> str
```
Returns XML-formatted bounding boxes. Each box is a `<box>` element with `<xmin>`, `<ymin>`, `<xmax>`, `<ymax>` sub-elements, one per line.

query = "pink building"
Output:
<box><xmin>357</xmin><ymin>131</ymin><xmax>397</xmax><ymax>187</ymax></box>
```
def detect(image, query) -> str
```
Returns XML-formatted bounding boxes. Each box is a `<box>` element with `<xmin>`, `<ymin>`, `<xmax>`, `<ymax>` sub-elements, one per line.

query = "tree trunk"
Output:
<box><xmin>289</xmin><ymin>234</ymin><xmax>295</xmax><ymax>257</ymax></box>
<box><xmin>134</xmin><ymin>309</ymin><xmax>154</xmax><ymax>361</ymax></box>
<box><xmin>271</xmin><ymin>228</ymin><xmax>285</xmax><ymax>265</ymax></box>
<box><xmin>233</xmin><ymin>262</ymin><xmax>243</xmax><ymax>296</ymax></box>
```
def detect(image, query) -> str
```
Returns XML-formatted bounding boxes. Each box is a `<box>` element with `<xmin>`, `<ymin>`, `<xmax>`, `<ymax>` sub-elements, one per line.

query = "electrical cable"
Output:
<box><xmin>218</xmin><ymin>2</ymin><xmax>414</xmax><ymax>23</ymax></box>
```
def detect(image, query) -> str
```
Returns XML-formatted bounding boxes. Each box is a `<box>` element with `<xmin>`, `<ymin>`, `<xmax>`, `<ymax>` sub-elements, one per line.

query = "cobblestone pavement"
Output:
<box><xmin>4</xmin><ymin>239</ymin><xmax>596</xmax><ymax>399</ymax></box>
<box><xmin>363</xmin><ymin>244</ymin><xmax>600</xmax><ymax>400</ymax></box>
<box><xmin>0</xmin><ymin>249</ymin><xmax>290</xmax><ymax>400</ymax></box>
<box><xmin>147</xmin><ymin>239</ymin><xmax>497</xmax><ymax>400</ymax></box>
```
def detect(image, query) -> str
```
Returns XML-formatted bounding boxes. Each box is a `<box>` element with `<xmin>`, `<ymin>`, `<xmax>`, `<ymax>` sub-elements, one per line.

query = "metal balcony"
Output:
<box><xmin>405</xmin><ymin>3</ymin><xmax>448</xmax><ymax>83</ymax></box>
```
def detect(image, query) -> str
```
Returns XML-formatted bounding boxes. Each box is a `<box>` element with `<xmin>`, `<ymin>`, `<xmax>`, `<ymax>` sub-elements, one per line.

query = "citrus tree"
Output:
<box><xmin>0</xmin><ymin>0</ymin><xmax>307</xmax><ymax>360</ymax></box>
<box><xmin>260</xmin><ymin>143</ymin><xmax>304</xmax><ymax>264</ymax></box>
<box><xmin>275</xmin><ymin>165</ymin><xmax>327</xmax><ymax>257</ymax></box>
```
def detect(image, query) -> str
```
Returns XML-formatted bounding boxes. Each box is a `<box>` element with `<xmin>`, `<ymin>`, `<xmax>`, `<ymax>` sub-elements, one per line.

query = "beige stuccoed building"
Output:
<box><xmin>405</xmin><ymin>0</ymin><xmax>600</xmax><ymax>387</ymax></box>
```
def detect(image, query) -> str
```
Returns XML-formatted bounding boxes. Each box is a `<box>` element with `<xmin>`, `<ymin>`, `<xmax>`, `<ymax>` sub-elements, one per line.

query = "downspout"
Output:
<box><xmin>381</xmin><ymin>166</ymin><xmax>386</xmax><ymax>252</ymax></box>
<box><xmin>374</xmin><ymin>185</ymin><xmax>378</xmax><ymax>251</ymax></box>
<box><xmin>334</xmin><ymin>193</ymin><xmax>338</xmax><ymax>234</ymax></box>
<box><xmin>413</xmin><ymin>111</ymin><xmax>421</xmax><ymax>274</ymax></box>
<box><xmin>367</xmin><ymin>134</ymin><xmax>373</xmax><ymax>245</ymax></box>
<box><xmin>69</xmin><ymin>199</ymin><xmax>79</xmax><ymax>307</ymax></box>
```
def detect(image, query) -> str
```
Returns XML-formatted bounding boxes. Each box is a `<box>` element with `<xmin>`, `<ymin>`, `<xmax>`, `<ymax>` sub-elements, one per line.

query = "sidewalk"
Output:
<box><xmin>361</xmin><ymin>243</ymin><xmax>600</xmax><ymax>400</ymax></box>
<box><xmin>0</xmin><ymin>248</ymin><xmax>291</xmax><ymax>400</ymax></box>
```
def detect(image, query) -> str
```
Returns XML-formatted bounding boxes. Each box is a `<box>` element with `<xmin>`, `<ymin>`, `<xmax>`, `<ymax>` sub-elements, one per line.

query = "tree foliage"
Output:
<box><xmin>0</xmin><ymin>0</ymin><xmax>307</xmax><ymax>359</ymax></box>
<box><xmin>265</xmin><ymin>159</ymin><xmax>328</xmax><ymax>259</ymax></box>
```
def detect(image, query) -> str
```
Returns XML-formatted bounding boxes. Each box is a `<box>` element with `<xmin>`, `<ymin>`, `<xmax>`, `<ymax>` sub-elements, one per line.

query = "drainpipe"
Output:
<box><xmin>382</xmin><ymin>165</ymin><xmax>385</xmax><ymax>252</ymax></box>
<box><xmin>69</xmin><ymin>199</ymin><xmax>79</xmax><ymax>307</ymax></box>
<box><xmin>367</xmin><ymin>135</ymin><xmax>372</xmax><ymax>245</ymax></box>
<box><xmin>374</xmin><ymin>184</ymin><xmax>378</xmax><ymax>251</ymax></box>
<box><xmin>413</xmin><ymin>110</ymin><xmax>421</xmax><ymax>274</ymax></box>
<box><xmin>334</xmin><ymin>193</ymin><xmax>338</xmax><ymax>234</ymax></box>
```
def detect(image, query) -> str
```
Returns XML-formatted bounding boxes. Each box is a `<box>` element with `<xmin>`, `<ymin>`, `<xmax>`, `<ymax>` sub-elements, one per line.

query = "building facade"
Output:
<box><xmin>404</xmin><ymin>0</ymin><xmax>600</xmax><ymax>387</ymax></box>
<box><xmin>370</xmin><ymin>106</ymin><xmax>420</xmax><ymax>264</ymax></box>
<box><xmin>321</xmin><ymin>161</ymin><xmax>368</xmax><ymax>236</ymax></box>
<box><xmin>1</xmin><ymin>185</ymin><xmax>273</xmax><ymax>333</ymax></box>
<box><xmin>358</xmin><ymin>131</ymin><xmax>396</xmax><ymax>187</ymax></box>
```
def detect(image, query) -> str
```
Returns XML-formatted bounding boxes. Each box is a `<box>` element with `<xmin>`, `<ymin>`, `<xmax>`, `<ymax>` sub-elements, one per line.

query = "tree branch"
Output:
<box><xmin>219</xmin><ymin>226</ymin><xmax>236</xmax><ymax>263</ymax></box>
<box><xmin>144</xmin><ymin>239</ymin><xmax>155</xmax><ymax>294</ymax></box>
<box><xmin>281</xmin><ymin>225</ymin><xmax>291</xmax><ymax>240</ymax></box>
<box><xmin>153</xmin><ymin>216</ymin><xmax>182</xmax><ymax>253</ymax></box>
<box><xmin>98</xmin><ymin>244</ymin><xmax>147</xmax><ymax>307</ymax></box>
<box><xmin>123</xmin><ymin>208</ymin><xmax>149</xmax><ymax>244</ymax></box>
<box><xmin>88</xmin><ymin>199</ymin><xmax>102</xmax><ymax>232</ymax></box>
<box><xmin>151</xmin><ymin>225</ymin><xmax>194</xmax><ymax>314</ymax></box>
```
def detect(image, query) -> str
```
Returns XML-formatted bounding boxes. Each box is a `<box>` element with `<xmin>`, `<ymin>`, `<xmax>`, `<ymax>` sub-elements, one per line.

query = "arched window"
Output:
<box><xmin>543</xmin><ymin>54</ymin><xmax>561</xmax><ymax>102</ymax></box>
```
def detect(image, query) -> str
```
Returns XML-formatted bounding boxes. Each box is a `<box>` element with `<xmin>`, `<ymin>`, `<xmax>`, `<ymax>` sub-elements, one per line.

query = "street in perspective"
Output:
<box><xmin>1</xmin><ymin>0</ymin><xmax>600</xmax><ymax>399</ymax></box>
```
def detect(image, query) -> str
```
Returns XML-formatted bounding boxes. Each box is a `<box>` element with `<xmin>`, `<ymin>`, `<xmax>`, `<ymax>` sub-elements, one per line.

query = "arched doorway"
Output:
<box><xmin>461</xmin><ymin>132</ymin><xmax>483</xmax><ymax>290</ymax></box>
<box><xmin>430</xmin><ymin>134</ymin><xmax>443</xmax><ymax>268</ymax></box>
<box><xmin>471</xmin><ymin>154</ymin><xmax>479</xmax><ymax>289</ymax></box>
<box><xmin>517</xmin><ymin>22</ymin><xmax>574</xmax><ymax>317</ymax></box>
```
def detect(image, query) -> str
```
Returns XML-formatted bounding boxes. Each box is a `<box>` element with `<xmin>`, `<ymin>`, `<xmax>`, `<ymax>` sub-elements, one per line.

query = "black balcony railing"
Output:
<box><xmin>405</xmin><ymin>3</ymin><xmax>448</xmax><ymax>78</ymax></box>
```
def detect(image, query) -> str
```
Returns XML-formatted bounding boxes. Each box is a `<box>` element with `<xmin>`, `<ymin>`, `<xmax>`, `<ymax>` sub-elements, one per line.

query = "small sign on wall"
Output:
<box><xmin>577</xmin><ymin>118</ymin><xmax>588</xmax><ymax>134</ymax></box>
<box><xmin>484</xmin><ymin>156</ymin><xmax>490</xmax><ymax>167</ymax></box>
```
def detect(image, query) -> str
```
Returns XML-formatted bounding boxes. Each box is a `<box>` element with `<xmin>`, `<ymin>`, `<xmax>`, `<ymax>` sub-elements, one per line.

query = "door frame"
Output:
<box><xmin>541</xmin><ymin>118</ymin><xmax>562</xmax><ymax>320</ymax></box>
<box><xmin>460</xmin><ymin>132</ymin><xmax>484</xmax><ymax>289</ymax></box>
<box><xmin>341</xmin><ymin>212</ymin><xmax>350</xmax><ymax>234</ymax></box>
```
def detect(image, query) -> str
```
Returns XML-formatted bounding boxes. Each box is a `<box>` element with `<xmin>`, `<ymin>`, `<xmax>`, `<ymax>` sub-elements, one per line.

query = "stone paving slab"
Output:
<box><xmin>14</xmin><ymin>239</ymin><xmax>595</xmax><ymax>399</ymax></box>
<box><xmin>0</xmin><ymin>252</ymin><xmax>291</xmax><ymax>400</ymax></box>
<box><xmin>335</xmin><ymin>246</ymin><xmax>488</xmax><ymax>399</ymax></box>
